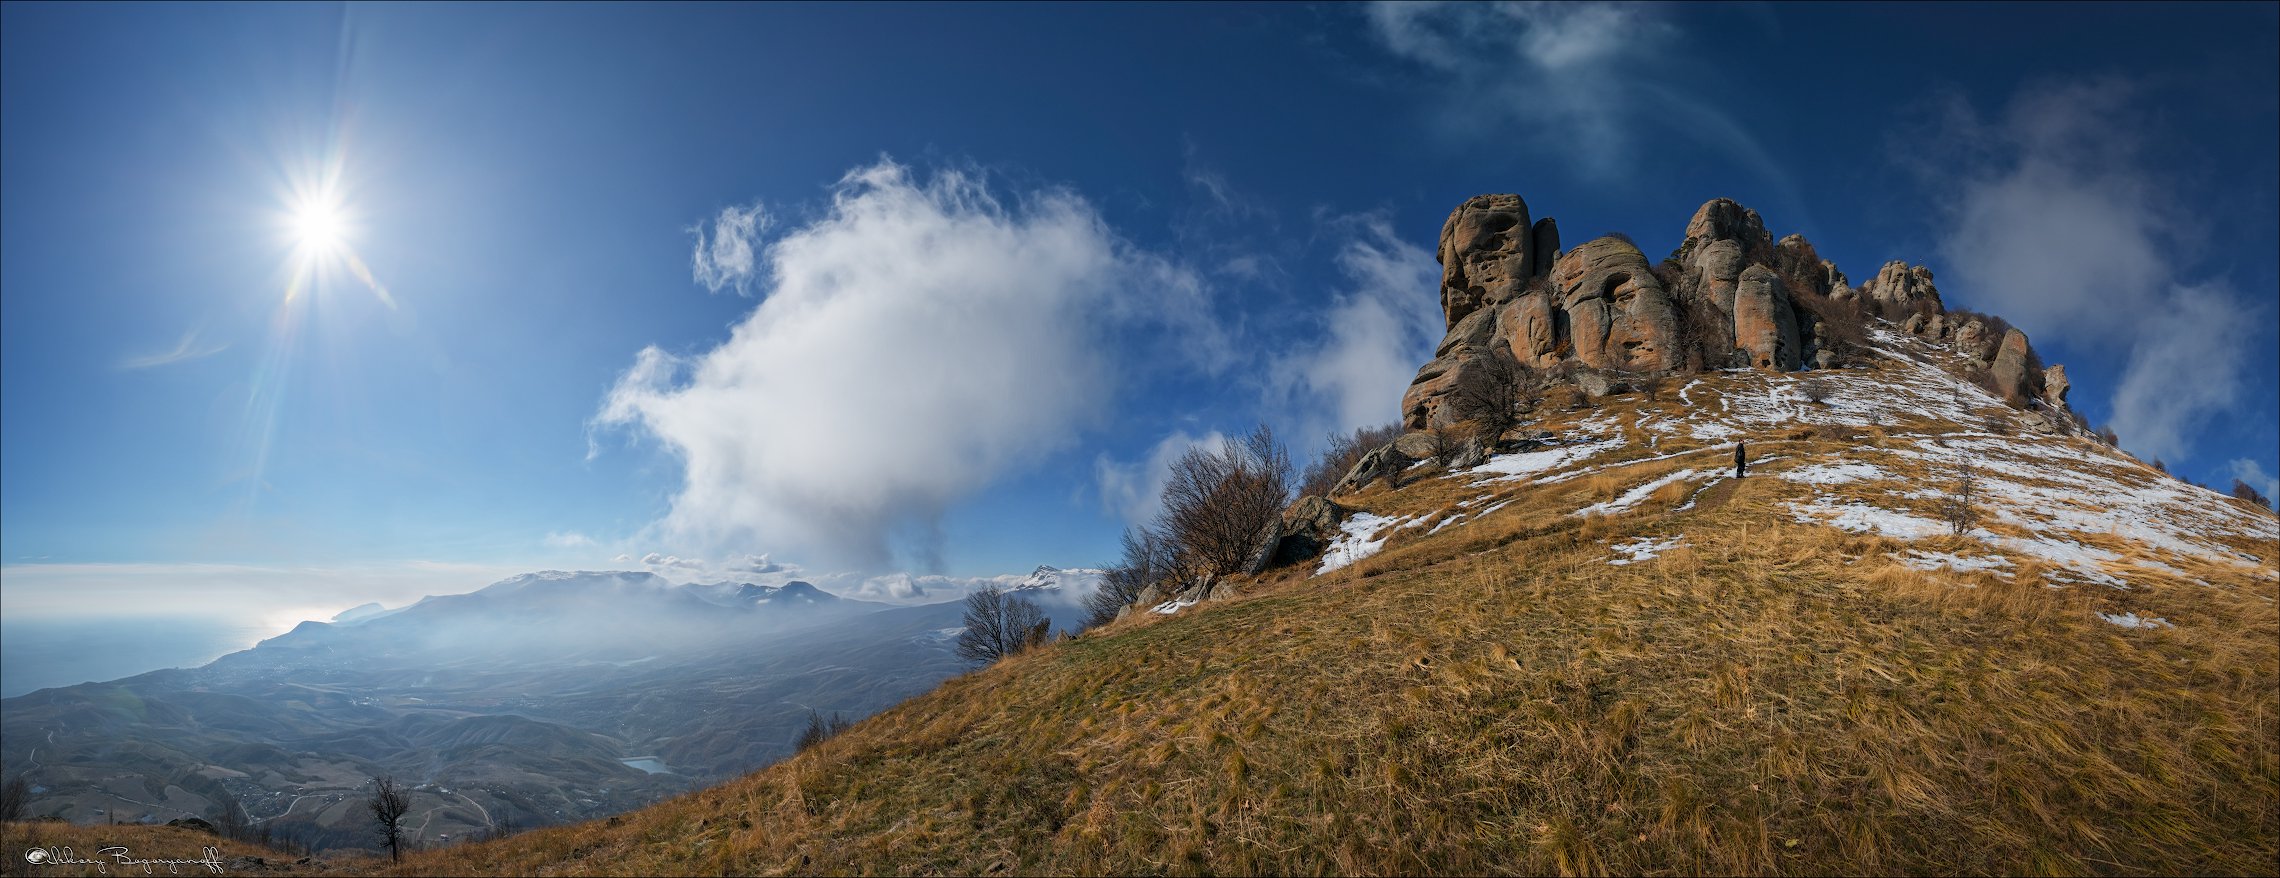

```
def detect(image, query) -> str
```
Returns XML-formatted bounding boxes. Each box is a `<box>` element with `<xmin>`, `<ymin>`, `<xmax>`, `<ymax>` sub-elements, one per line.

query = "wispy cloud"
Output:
<box><xmin>542</xmin><ymin>531</ymin><xmax>595</xmax><ymax>548</ymax></box>
<box><xmin>1913</xmin><ymin>80</ymin><xmax>2261</xmax><ymax>464</ymax></box>
<box><xmin>1267</xmin><ymin>216</ymin><xmax>1442</xmax><ymax>442</ymax></box>
<box><xmin>119</xmin><ymin>327</ymin><xmax>229</xmax><ymax>370</ymax></box>
<box><xmin>599</xmin><ymin>158</ymin><xmax>1216</xmax><ymax>570</ymax></box>
<box><xmin>690</xmin><ymin>201</ymin><xmax>770</xmax><ymax>294</ymax></box>
<box><xmin>1363</xmin><ymin>1</ymin><xmax>1792</xmax><ymax>192</ymax></box>
<box><xmin>1094</xmin><ymin>430</ymin><xmax>1230</xmax><ymax>527</ymax></box>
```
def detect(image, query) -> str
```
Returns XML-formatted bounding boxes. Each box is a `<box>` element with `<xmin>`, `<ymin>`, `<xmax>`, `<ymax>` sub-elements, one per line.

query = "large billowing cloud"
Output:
<box><xmin>598</xmin><ymin>160</ymin><xmax>1210</xmax><ymax>570</ymax></box>
<box><xmin>1920</xmin><ymin>81</ymin><xmax>2260</xmax><ymax>464</ymax></box>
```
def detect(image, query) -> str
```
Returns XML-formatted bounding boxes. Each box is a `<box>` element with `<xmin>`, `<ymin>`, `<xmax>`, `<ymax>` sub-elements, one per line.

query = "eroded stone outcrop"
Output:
<box><xmin>1861</xmin><ymin>260</ymin><xmax>1943</xmax><ymax>315</ymax></box>
<box><xmin>1398</xmin><ymin>191</ymin><xmax>2069</xmax><ymax>430</ymax></box>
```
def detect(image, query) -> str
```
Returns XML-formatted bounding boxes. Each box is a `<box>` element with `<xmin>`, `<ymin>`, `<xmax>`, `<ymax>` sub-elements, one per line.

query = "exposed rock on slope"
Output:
<box><xmin>1401</xmin><ymin>191</ymin><xmax>2073</xmax><ymax>432</ymax></box>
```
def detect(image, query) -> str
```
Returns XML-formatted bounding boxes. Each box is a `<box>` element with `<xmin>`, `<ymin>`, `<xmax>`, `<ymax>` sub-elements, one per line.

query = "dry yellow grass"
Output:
<box><xmin>306</xmin><ymin>426</ymin><xmax>2270</xmax><ymax>874</ymax></box>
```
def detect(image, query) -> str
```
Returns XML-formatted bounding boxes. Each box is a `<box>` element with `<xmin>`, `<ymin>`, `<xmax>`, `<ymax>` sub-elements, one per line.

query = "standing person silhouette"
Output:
<box><xmin>1735</xmin><ymin>440</ymin><xmax>1748</xmax><ymax>479</ymax></box>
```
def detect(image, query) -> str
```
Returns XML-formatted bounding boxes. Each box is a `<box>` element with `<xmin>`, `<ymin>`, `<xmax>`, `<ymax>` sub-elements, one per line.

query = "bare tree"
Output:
<box><xmin>211</xmin><ymin>798</ymin><xmax>249</xmax><ymax>842</ymax></box>
<box><xmin>0</xmin><ymin>774</ymin><xmax>27</xmax><ymax>822</ymax></box>
<box><xmin>1446</xmin><ymin>350</ymin><xmax>1532</xmax><ymax>443</ymax></box>
<box><xmin>480</xmin><ymin>809</ymin><xmax>518</xmax><ymax>843</ymax></box>
<box><xmin>1158</xmin><ymin>424</ymin><xmax>1292</xmax><ymax>580</ymax></box>
<box><xmin>1941</xmin><ymin>455</ymin><xmax>1979</xmax><ymax>536</ymax></box>
<box><xmin>2232</xmin><ymin>479</ymin><xmax>2274</xmax><ymax>511</ymax></box>
<box><xmin>956</xmin><ymin>585</ymin><xmax>1049</xmax><ymax>666</ymax></box>
<box><xmin>1798</xmin><ymin>377</ymin><xmax>1835</xmax><ymax>405</ymax></box>
<box><xmin>369</xmin><ymin>775</ymin><xmax>411</xmax><ymax>863</ymax></box>
<box><xmin>1085</xmin><ymin>527</ymin><xmax>1171</xmax><ymax>629</ymax></box>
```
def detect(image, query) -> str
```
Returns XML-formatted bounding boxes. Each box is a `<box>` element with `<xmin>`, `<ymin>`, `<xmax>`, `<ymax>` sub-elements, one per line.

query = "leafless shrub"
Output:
<box><xmin>0</xmin><ymin>774</ymin><xmax>27</xmax><ymax>822</ymax></box>
<box><xmin>1085</xmin><ymin>526</ymin><xmax>1172</xmax><ymax>629</ymax></box>
<box><xmin>1447</xmin><ymin>350</ymin><xmax>1535</xmax><ymax>444</ymax></box>
<box><xmin>369</xmin><ymin>775</ymin><xmax>411</xmax><ymax>863</ymax></box>
<box><xmin>2095</xmin><ymin>424</ymin><xmax>2119</xmax><ymax>446</ymax></box>
<box><xmin>1159</xmin><ymin>424</ymin><xmax>1292</xmax><ymax>579</ymax></box>
<box><xmin>2231</xmin><ymin>479</ymin><xmax>2274</xmax><ymax>512</ymax></box>
<box><xmin>956</xmin><ymin>585</ymin><xmax>1049</xmax><ymax>666</ymax></box>
<box><xmin>1298</xmin><ymin>423</ymin><xmax>1401</xmax><ymax>499</ymax></box>
<box><xmin>479</xmin><ymin>810</ymin><xmax>518</xmax><ymax>843</ymax></box>
<box><xmin>795</xmin><ymin>709</ymin><xmax>854</xmax><ymax>753</ymax></box>
<box><xmin>1673</xmin><ymin>295</ymin><xmax>1731</xmax><ymax>372</ymax></box>
<box><xmin>212</xmin><ymin>798</ymin><xmax>249</xmax><ymax>842</ymax></box>
<box><xmin>1941</xmin><ymin>456</ymin><xmax>1979</xmax><ymax>536</ymax></box>
<box><xmin>1798</xmin><ymin>377</ymin><xmax>1835</xmax><ymax>405</ymax></box>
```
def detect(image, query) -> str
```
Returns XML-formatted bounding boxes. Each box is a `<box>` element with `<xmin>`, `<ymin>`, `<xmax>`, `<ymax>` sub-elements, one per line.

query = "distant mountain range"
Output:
<box><xmin>0</xmin><ymin>568</ymin><xmax>1096</xmax><ymax>851</ymax></box>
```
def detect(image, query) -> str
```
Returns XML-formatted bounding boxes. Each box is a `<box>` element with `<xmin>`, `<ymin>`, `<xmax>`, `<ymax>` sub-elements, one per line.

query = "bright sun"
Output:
<box><xmin>290</xmin><ymin>194</ymin><xmax>345</xmax><ymax>256</ymax></box>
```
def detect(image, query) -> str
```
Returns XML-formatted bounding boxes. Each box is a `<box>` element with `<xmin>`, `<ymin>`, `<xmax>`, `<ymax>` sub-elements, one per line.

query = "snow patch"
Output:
<box><xmin>2097</xmin><ymin>611</ymin><xmax>2173</xmax><ymax>630</ymax></box>
<box><xmin>1893</xmin><ymin>550</ymin><xmax>2013</xmax><ymax>576</ymax></box>
<box><xmin>1469</xmin><ymin>439</ymin><xmax>1624</xmax><ymax>484</ymax></box>
<box><xmin>1574</xmin><ymin>469</ymin><xmax>1700</xmax><ymax>518</ymax></box>
<box><xmin>1780</xmin><ymin>462</ymin><xmax>1888</xmax><ymax>486</ymax></box>
<box><xmin>1608</xmin><ymin>536</ymin><xmax>1684</xmax><ymax>566</ymax></box>
<box><xmin>1316</xmin><ymin>513</ymin><xmax>1416</xmax><ymax>575</ymax></box>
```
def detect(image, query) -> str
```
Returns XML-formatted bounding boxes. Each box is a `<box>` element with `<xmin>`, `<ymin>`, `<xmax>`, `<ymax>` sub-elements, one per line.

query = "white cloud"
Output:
<box><xmin>2230</xmin><ymin>459</ymin><xmax>2278</xmax><ymax>501</ymax></box>
<box><xmin>1094</xmin><ymin>430</ymin><xmax>1230</xmax><ymax>527</ymax></box>
<box><xmin>2107</xmin><ymin>285</ymin><xmax>2249</xmax><ymax>464</ymax></box>
<box><xmin>690</xmin><ymin>202</ymin><xmax>769</xmax><ymax>294</ymax></box>
<box><xmin>119</xmin><ymin>327</ymin><xmax>229</xmax><ymax>370</ymax></box>
<box><xmin>639</xmin><ymin>552</ymin><xmax>704</xmax><ymax>571</ymax></box>
<box><xmin>601</xmin><ymin>159</ymin><xmax>1212</xmax><ymax>570</ymax></box>
<box><xmin>542</xmin><ymin>531</ymin><xmax>595</xmax><ymax>548</ymax></box>
<box><xmin>1921</xmin><ymin>81</ymin><xmax>2259</xmax><ymax>464</ymax></box>
<box><xmin>1269</xmin><ymin>218</ymin><xmax>1442</xmax><ymax>439</ymax></box>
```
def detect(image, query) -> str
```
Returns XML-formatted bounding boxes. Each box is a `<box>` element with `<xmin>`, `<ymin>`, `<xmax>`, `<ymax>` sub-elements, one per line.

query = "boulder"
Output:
<box><xmin>1391</xmin><ymin>431</ymin><xmax>1442</xmax><ymax>460</ymax></box>
<box><xmin>1678</xmin><ymin>196</ymin><xmax>1778</xmax><ymax>316</ymax></box>
<box><xmin>1436</xmin><ymin>194</ymin><xmax>1534</xmax><ymax>329</ymax></box>
<box><xmin>1133</xmin><ymin>583</ymin><xmax>1165</xmax><ymax>610</ymax></box>
<box><xmin>1546</xmin><ymin>236</ymin><xmax>1681</xmax><ymax>372</ymax></box>
<box><xmin>1860</xmin><ymin>260</ymin><xmax>1943</xmax><ymax>315</ymax></box>
<box><xmin>1773</xmin><ymin>233</ymin><xmax>1843</xmax><ymax>299</ymax></box>
<box><xmin>1447</xmin><ymin>434</ymin><xmax>1490</xmax><ymax>470</ymax></box>
<box><xmin>1402</xmin><ymin>306</ymin><xmax>1503</xmax><ymax>429</ymax></box>
<box><xmin>1901</xmin><ymin>312</ymin><xmax>1925</xmax><ymax>335</ymax></box>
<box><xmin>1575</xmin><ymin>370</ymin><xmax>1625</xmax><ymax>398</ymax></box>
<box><xmin>1814</xmin><ymin>349</ymin><xmax>1839</xmax><ymax>370</ymax></box>
<box><xmin>1952</xmin><ymin>319</ymin><xmax>1990</xmax><ymax>359</ymax></box>
<box><xmin>2042</xmin><ymin>364</ymin><xmax>2071</xmax><ymax>410</ymax></box>
<box><xmin>1262</xmin><ymin>495</ymin><xmax>1349</xmax><ymax>569</ymax></box>
<box><xmin>1732</xmin><ymin>265</ymin><xmax>1803</xmax><ymax>370</ymax></box>
<box><xmin>167</xmin><ymin>817</ymin><xmax>218</xmax><ymax>834</ymax></box>
<box><xmin>1240</xmin><ymin>517</ymin><xmax>1285</xmax><ymax>575</ymax></box>
<box><xmin>1986</xmin><ymin>328</ymin><xmax>2036</xmax><ymax>404</ymax></box>
<box><xmin>1333</xmin><ymin>444</ymin><xmax>1411</xmax><ymax>495</ymax></box>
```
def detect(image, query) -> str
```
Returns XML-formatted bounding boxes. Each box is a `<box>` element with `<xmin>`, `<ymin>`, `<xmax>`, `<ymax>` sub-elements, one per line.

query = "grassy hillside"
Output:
<box><xmin>11</xmin><ymin>334</ymin><xmax>2276</xmax><ymax>876</ymax></box>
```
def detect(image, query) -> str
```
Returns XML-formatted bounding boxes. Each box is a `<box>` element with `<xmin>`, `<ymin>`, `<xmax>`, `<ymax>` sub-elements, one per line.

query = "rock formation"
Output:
<box><xmin>1395</xmin><ymin>191</ymin><xmax>2074</xmax><ymax>435</ymax></box>
<box><xmin>1860</xmin><ymin>260</ymin><xmax>1942</xmax><ymax>315</ymax></box>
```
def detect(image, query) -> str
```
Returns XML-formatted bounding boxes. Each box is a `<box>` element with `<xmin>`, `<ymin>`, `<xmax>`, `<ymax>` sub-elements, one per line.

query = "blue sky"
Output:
<box><xmin>3</xmin><ymin>2</ymin><xmax>2275</xmax><ymax>623</ymax></box>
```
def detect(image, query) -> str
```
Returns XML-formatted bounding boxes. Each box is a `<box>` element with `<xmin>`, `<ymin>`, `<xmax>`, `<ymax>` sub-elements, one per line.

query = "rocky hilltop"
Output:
<box><xmin>1403</xmin><ymin>193</ymin><xmax>2074</xmax><ymax>431</ymax></box>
